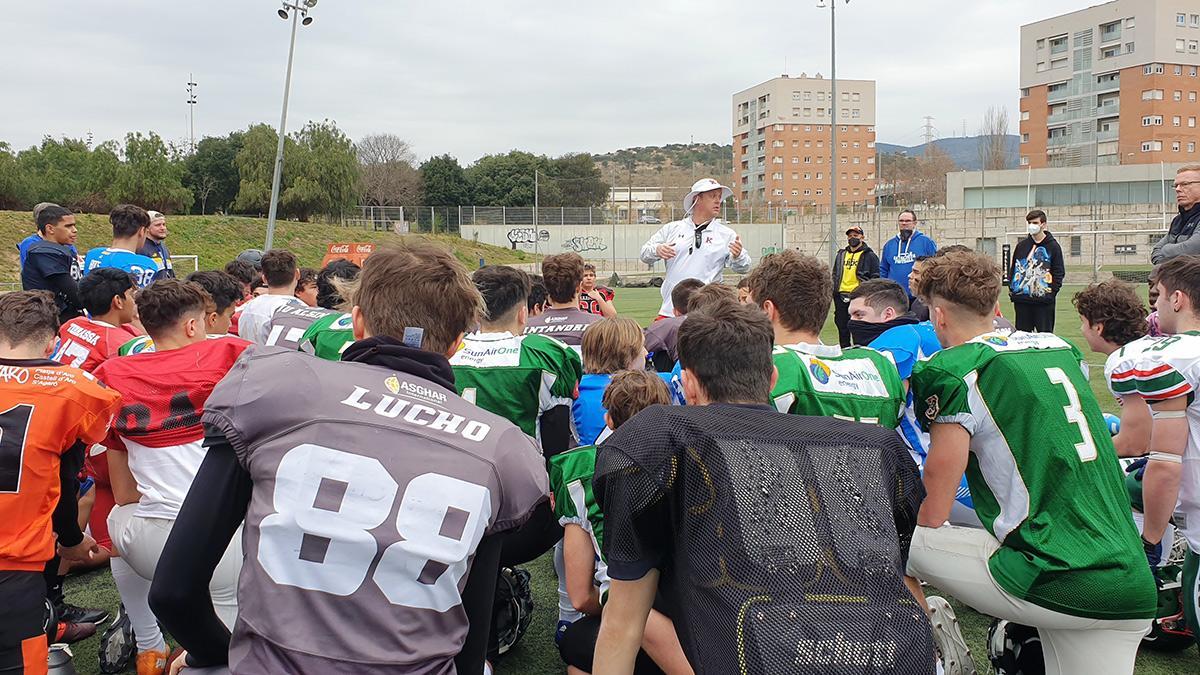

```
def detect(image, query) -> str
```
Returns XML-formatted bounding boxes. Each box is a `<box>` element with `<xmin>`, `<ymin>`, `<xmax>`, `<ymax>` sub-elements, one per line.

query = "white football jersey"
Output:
<box><xmin>1122</xmin><ymin>332</ymin><xmax>1200</xmax><ymax>553</ymax></box>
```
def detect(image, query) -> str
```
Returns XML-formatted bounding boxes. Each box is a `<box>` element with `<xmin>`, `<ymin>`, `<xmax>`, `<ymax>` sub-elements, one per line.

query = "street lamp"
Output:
<box><xmin>264</xmin><ymin>0</ymin><xmax>318</xmax><ymax>251</ymax></box>
<box><xmin>817</xmin><ymin>0</ymin><xmax>850</xmax><ymax>265</ymax></box>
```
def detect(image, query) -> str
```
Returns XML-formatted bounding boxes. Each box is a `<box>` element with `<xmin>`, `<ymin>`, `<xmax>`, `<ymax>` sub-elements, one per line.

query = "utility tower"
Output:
<box><xmin>186</xmin><ymin>75</ymin><xmax>198</xmax><ymax>153</ymax></box>
<box><xmin>922</xmin><ymin>116</ymin><xmax>937</xmax><ymax>154</ymax></box>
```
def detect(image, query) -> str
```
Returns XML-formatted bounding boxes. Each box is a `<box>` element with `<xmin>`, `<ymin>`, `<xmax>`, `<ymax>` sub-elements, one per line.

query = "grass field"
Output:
<box><xmin>57</xmin><ymin>285</ymin><xmax>1198</xmax><ymax>674</ymax></box>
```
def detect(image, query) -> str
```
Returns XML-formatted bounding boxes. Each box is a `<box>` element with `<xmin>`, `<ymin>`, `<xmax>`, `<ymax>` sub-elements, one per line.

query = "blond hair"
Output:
<box><xmin>581</xmin><ymin>317</ymin><xmax>645</xmax><ymax>374</ymax></box>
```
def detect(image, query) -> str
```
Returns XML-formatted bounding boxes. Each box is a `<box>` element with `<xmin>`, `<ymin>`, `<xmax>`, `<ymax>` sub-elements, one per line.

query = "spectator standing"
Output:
<box><xmin>639</xmin><ymin>178</ymin><xmax>751</xmax><ymax>318</ymax></box>
<box><xmin>1009</xmin><ymin>209</ymin><xmax>1065</xmax><ymax>333</ymax></box>
<box><xmin>21</xmin><ymin>205</ymin><xmax>84</xmax><ymax>322</ymax></box>
<box><xmin>879</xmin><ymin>209</ymin><xmax>938</xmax><ymax>299</ymax></box>
<box><xmin>137</xmin><ymin>210</ymin><xmax>175</xmax><ymax>278</ymax></box>
<box><xmin>1150</xmin><ymin>164</ymin><xmax>1200</xmax><ymax>264</ymax></box>
<box><xmin>831</xmin><ymin>225</ymin><xmax>880</xmax><ymax>347</ymax></box>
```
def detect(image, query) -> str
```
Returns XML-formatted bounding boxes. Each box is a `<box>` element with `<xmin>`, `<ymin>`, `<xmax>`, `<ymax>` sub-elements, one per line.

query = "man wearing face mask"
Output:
<box><xmin>1009</xmin><ymin>209</ymin><xmax>1065</xmax><ymax>333</ymax></box>
<box><xmin>831</xmin><ymin>225</ymin><xmax>880</xmax><ymax>347</ymax></box>
<box><xmin>880</xmin><ymin>210</ymin><xmax>938</xmax><ymax>301</ymax></box>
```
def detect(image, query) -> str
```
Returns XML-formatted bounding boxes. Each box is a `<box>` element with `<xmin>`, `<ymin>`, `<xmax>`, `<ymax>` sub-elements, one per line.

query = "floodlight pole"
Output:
<box><xmin>265</xmin><ymin>4</ymin><xmax>303</xmax><ymax>251</ymax></box>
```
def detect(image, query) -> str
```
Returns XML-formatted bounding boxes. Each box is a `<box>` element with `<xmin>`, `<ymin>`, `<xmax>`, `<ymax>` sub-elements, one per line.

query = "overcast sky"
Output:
<box><xmin>2</xmin><ymin>0</ymin><xmax>1092</xmax><ymax>162</ymax></box>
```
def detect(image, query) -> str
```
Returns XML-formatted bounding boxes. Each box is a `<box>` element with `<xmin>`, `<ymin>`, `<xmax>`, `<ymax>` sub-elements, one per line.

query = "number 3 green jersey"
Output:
<box><xmin>770</xmin><ymin>342</ymin><xmax>905</xmax><ymax>428</ymax></box>
<box><xmin>911</xmin><ymin>331</ymin><xmax>1155</xmax><ymax>620</ymax></box>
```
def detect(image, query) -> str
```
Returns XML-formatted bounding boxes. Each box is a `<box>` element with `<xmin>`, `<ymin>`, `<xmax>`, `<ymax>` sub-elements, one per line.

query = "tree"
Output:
<box><xmin>233</xmin><ymin>124</ymin><xmax>287</xmax><ymax>215</ymax></box>
<box><xmin>109</xmin><ymin>131</ymin><xmax>193</xmax><ymax>213</ymax></box>
<box><xmin>420</xmin><ymin>154</ymin><xmax>471</xmax><ymax>206</ymax></box>
<box><xmin>15</xmin><ymin>137</ymin><xmax>117</xmax><ymax>211</ymax></box>
<box><xmin>546</xmin><ymin>153</ymin><xmax>608</xmax><ymax>207</ymax></box>
<box><xmin>185</xmin><ymin>132</ymin><xmax>244</xmax><ymax>214</ymax></box>
<box><xmin>357</xmin><ymin>133</ymin><xmax>422</xmax><ymax>206</ymax></box>
<box><xmin>0</xmin><ymin>142</ymin><xmax>32</xmax><ymax>210</ymax></box>
<box><xmin>980</xmin><ymin>106</ymin><xmax>1012</xmax><ymax>171</ymax></box>
<box><xmin>466</xmin><ymin>151</ymin><xmax>556</xmax><ymax>207</ymax></box>
<box><xmin>280</xmin><ymin>120</ymin><xmax>359</xmax><ymax>221</ymax></box>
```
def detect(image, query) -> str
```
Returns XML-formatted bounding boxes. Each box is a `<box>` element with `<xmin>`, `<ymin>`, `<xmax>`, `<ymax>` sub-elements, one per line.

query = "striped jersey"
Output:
<box><xmin>1114</xmin><ymin>331</ymin><xmax>1200</xmax><ymax>553</ymax></box>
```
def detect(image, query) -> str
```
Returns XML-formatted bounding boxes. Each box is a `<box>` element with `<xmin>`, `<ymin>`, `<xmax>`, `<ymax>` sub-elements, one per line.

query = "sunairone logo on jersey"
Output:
<box><xmin>801</xmin><ymin>355</ymin><xmax>890</xmax><ymax>397</ymax></box>
<box><xmin>974</xmin><ymin>331</ymin><xmax>1069</xmax><ymax>352</ymax></box>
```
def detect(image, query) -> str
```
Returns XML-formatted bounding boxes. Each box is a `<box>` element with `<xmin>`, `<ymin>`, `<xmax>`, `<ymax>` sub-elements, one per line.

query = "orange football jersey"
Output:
<box><xmin>0</xmin><ymin>359</ymin><xmax>121</xmax><ymax>571</ymax></box>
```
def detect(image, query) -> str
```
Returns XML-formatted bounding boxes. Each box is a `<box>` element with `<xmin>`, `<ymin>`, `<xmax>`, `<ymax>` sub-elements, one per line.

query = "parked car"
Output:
<box><xmin>637</xmin><ymin>215</ymin><xmax>662</xmax><ymax>224</ymax></box>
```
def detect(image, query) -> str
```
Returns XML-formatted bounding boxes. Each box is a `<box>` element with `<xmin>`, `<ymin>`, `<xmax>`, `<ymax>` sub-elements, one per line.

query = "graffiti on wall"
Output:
<box><xmin>562</xmin><ymin>235</ymin><xmax>608</xmax><ymax>253</ymax></box>
<box><xmin>507</xmin><ymin>228</ymin><xmax>551</xmax><ymax>249</ymax></box>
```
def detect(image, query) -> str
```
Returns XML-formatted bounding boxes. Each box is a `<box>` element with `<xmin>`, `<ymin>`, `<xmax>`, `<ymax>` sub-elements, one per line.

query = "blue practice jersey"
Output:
<box><xmin>573</xmin><ymin>372</ymin><xmax>675</xmax><ymax>446</ymax></box>
<box><xmin>83</xmin><ymin>247</ymin><xmax>162</xmax><ymax>287</ymax></box>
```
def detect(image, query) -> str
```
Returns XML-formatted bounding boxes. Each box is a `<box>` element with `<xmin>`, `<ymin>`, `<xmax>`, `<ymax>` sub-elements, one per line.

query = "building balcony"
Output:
<box><xmin>1047</xmin><ymin>134</ymin><xmax>1076</xmax><ymax>148</ymax></box>
<box><xmin>1096</xmin><ymin>129</ymin><xmax>1119</xmax><ymax>142</ymax></box>
<box><xmin>1096</xmin><ymin>99</ymin><xmax>1120</xmax><ymax>115</ymax></box>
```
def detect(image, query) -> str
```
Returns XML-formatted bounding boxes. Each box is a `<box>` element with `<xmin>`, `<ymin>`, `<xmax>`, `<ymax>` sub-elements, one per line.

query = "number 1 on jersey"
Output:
<box><xmin>1045</xmin><ymin>367</ymin><xmax>1098</xmax><ymax>462</ymax></box>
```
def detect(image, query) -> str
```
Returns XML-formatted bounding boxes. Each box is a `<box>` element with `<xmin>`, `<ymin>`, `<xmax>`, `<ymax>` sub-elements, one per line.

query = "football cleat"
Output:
<box><xmin>55</xmin><ymin>621</ymin><xmax>97</xmax><ymax>644</ymax></box>
<box><xmin>986</xmin><ymin>619</ymin><xmax>1043</xmax><ymax>675</ymax></box>
<box><xmin>99</xmin><ymin>604</ymin><xmax>136</xmax><ymax>673</ymax></box>
<box><xmin>926</xmin><ymin>596</ymin><xmax>977</xmax><ymax>675</ymax></box>
<box><xmin>56</xmin><ymin>601</ymin><xmax>109</xmax><ymax>626</ymax></box>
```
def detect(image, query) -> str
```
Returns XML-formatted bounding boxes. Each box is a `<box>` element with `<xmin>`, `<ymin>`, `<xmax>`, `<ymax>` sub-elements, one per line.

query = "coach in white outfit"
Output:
<box><xmin>640</xmin><ymin>178</ymin><xmax>752</xmax><ymax>318</ymax></box>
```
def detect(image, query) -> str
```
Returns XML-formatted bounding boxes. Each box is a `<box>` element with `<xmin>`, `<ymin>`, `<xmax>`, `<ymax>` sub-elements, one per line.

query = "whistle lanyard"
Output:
<box><xmin>691</xmin><ymin>222</ymin><xmax>710</xmax><ymax>255</ymax></box>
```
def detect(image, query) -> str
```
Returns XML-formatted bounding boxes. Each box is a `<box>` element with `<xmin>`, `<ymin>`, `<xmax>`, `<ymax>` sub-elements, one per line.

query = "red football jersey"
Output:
<box><xmin>93</xmin><ymin>336</ymin><xmax>251</xmax><ymax>449</ymax></box>
<box><xmin>53</xmin><ymin>317</ymin><xmax>141</xmax><ymax>373</ymax></box>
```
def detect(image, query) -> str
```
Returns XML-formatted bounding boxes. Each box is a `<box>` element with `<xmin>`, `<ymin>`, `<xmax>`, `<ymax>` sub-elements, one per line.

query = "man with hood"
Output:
<box><xmin>639</xmin><ymin>178</ymin><xmax>751</xmax><ymax>319</ymax></box>
<box><xmin>880</xmin><ymin>209</ymin><xmax>938</xmax><ymax>301</ymax></box>
<box><xmin>832</xmin><ymin>225</ymin><xmax>880</xmax><ymax>347</ymax></box>
<box><xmin>1009</xmin><ymin>209</ymin><xmax>1065</xmax><ymax>333</ymax></box>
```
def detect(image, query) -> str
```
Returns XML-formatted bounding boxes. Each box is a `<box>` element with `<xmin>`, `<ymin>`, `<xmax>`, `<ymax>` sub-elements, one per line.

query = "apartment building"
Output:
<box><xmin>732</xmin><ymin>74</ymin><xmax>877</xmax><ymax>206</ymax></box>
<box><xmin>1019</xmin><ymin>0</ymin><xmax>1200</xmax><ymax>168</ymax></box>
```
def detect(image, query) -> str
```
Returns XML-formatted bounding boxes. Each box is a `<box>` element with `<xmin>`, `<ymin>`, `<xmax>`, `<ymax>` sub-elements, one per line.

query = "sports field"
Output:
<box><xmin>62</xmin><ymin>284</ymin><xmax>1198</xmax><ymax>674</ymax></box>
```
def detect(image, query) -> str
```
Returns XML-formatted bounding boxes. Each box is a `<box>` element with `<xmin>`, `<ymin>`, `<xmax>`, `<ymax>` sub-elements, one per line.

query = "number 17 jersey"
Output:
<box><xmin>201</xmin><ymin>346</ymin><xmax>549</xmax><ymax>674</ymax></box>
<box><xmin>911</xmin><ymin>331</ymin><xmax>1155</xmax><ymax>620</ymax></box>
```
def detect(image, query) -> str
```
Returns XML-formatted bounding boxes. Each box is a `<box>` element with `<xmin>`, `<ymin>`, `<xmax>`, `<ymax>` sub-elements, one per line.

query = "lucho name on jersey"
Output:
<box><xmin>340</xmin><ymin>383</ymin><xmax>490</xmax><ymax>442</ymax></box>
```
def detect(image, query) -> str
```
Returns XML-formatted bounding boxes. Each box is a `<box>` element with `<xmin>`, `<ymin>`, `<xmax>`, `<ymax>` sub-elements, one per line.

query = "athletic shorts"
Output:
<box><xmin>0</xmin><ymin>570</ymin><xmax>48</xmax><ymax>675</ymax></box>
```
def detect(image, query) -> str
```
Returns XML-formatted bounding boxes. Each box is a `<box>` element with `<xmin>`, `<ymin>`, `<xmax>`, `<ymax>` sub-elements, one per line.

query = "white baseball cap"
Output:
<box><xmin>683</xmin><ymin>178</ymin><xmax>733</xmax><ymax>215</ymax></box>
<box><xmin>147</xmin><ymin>210</ymin><xmax>165</xmax><ymax>223</ymax></box>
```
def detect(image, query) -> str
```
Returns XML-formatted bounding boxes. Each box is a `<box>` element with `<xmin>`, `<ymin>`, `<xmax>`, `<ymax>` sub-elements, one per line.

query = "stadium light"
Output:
<box><xmin>265</xmin><ymin>0</ymin><xmax>318</xmax><ymax>250</ymax></box>
<box><xmin>816</xmin><ymin>0</ymin><xmax>851</xmax><ymax>266</ymax></box>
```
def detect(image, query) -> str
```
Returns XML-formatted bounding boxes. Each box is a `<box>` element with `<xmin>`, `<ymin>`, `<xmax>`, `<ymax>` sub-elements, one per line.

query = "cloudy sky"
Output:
<box><xmin>3</xmin><ymin>0</ymin><xmax>1091</xmax><ymax>162</ymax></box>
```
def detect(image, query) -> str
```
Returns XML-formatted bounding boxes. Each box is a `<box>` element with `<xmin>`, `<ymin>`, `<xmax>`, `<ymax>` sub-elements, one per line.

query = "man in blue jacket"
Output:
<box><xmin>879</xmin><ymin>209</ymin><xmax>937</xmax><ymax>301</ymax></box>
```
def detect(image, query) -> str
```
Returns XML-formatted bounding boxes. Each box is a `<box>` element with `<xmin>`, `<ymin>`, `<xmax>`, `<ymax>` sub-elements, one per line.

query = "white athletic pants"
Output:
<box><xmin>907</xmin><ymin>525</ymin><xmax>1149</xmax><ymax>675</ymax></box>
<box><xmin>108</xmin><ymin>504</ymin><xmax>243</xmax><ymax>629</ymax></box>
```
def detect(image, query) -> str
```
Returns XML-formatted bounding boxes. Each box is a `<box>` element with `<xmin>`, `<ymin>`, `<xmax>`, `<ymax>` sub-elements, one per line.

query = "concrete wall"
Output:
<box><xmin>463</xmin><ymin>204</ymin><xmax>1170</xmax><ymax>274</ymax></box>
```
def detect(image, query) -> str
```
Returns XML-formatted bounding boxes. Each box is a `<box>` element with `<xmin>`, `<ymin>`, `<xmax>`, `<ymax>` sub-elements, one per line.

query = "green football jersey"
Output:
<box><xmin>299</xmin><ymin>312</ymin><xmax>355</xmax><ymax>361</ymax></box>
<box><xmin>449</xmin><ymin>331</ymin><xmax>582</xmax><ymax>442</ymax></box>
<box><xmin>770</xmin><ymin>342</ymin><xmax>905</xmax><ymax>428</ymax></box>
<box><xmin>548</xmin><ymin>445</ymin><xmax>609</xmax><ymax>601</ymax></box>
<box><xmin>911</xmin><ymin>331</ymin><xmax>1156</xmax><ymax>620</ymax></box>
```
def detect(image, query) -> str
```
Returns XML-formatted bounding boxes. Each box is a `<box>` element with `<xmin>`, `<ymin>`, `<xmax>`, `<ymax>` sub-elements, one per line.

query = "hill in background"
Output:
<box><xmin>0</xmin><ymin>211</ymin><xmax>535</xmax><ymax>284</ymax></box>
<box><xmin>876</xmin><ymin>135</ymin><xmax>1020</xmax><ymax>170</ymax></box>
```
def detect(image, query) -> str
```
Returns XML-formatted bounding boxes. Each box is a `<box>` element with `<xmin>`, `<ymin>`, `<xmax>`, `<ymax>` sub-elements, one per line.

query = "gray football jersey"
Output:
<box><xmin>522</xmin><ymin>307</ymin><xmax>601</xmax><ymax>347</ymax></box>
<box><xmin>264</xmin><ymin>304</ymin><xmax>339</xmax><ymax>351</ymax></box>
<box><xmin>202</xmin><ymin>346</ymin><xmax>549</xmax><ymax>674</ymax></box>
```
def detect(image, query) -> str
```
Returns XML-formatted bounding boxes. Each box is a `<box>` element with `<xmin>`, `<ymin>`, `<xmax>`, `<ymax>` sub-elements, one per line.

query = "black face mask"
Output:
<box><xmin>847</xmin><ymin>314</ymin><xmax>919</xmax><ymax>347</ymax></box>
<box><xmin>847</xmin><ymin>237</ymin><xmax>862</xmax><ymax>248</ymax></box>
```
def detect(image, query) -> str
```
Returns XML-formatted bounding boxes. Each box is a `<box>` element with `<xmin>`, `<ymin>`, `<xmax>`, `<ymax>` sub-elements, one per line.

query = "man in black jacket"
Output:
<box><xmin>1151</xmin><ymin>164</ymin><xmax>1200</xmax><ymax>264</ymax></box>
<box><xmin>832</xmin><ymin>225</ymin><xmax>880</xmax><ymax>346</ymax></box>
<box><xmin>1008</xmin><ymin>209</ymin><xmax>1065</xmax><ymax>332</ymax></box>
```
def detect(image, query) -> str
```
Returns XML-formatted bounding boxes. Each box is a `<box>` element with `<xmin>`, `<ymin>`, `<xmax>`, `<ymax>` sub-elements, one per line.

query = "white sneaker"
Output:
<box><xmin>926</xmin><ymin>596</ymin><xmax>977</xmax><ymax>675</ymax></box>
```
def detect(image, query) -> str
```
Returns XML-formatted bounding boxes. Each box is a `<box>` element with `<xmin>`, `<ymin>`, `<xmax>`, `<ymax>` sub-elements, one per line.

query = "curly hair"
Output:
<box><xmin>912</xmin><ymin>251</ymin><xmax>1000</xmax><ymax>317</ymax></box>
<box><xmin>744</xmin><ymin>249</ymin><xmax>831</xmax><ymax>333</ymax></box>
<box><xmin>1072</xmin><ymin>280</ymin><xmax>1148</xmax><ymax>346</ymax></box>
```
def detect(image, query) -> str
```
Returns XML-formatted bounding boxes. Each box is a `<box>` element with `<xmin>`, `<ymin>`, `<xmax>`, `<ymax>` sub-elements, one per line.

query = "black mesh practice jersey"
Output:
<box><xmin>594</xmin><ymin>403</ymin><xmax>934</xmax><ymax>675</ymax></box>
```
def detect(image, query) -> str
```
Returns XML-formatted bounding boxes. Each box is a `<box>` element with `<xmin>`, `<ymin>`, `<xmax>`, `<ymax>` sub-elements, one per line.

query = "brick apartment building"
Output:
<box><xmin>1020</xmin><ymin>0</ymin><xmax>1200</xmax><ymax>168</ymax></box>
<box><xmin>732</xmin><ymin>74</ymin><xmax>877</xmax><ymax>207</ymax></box>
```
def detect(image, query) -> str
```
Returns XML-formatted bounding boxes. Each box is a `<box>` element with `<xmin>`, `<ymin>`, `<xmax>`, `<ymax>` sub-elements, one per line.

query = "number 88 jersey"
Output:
<box><xmin>201</xmin><ymin>346</ymin><xmax>549</xmax><ymax>674</ymax></box>
<box><xmin>910</xmin><ymin>331</ymin><xmax>1156</xmax><ymax>620</ymax></box>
